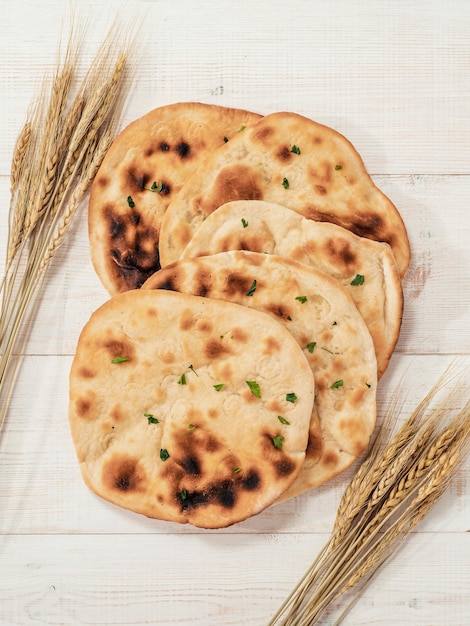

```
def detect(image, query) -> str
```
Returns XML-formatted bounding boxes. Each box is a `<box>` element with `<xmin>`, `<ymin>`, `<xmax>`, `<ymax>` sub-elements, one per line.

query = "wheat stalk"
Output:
<box><xmin>268</xmin><ymin>367</ymin><xmax>470</xmax><ymax>625</ymax></box>
<box><xmin>0</xmin><ymin>20</ymin><xmax>137</xmax><ymax>432</ymax></box>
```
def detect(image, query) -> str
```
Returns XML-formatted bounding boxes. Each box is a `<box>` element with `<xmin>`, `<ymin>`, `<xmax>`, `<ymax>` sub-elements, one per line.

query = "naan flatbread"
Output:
<box><xmin>88</xmin><ymin>102</ymin><xmax>261</xmax><ymax>294</ymax></box>
<box><xmin>159</xmin><ymin>111</ymin><xmax>410</xmax><ymax>277</ymax></box>
<box><xmin>69</xmin><ymin>289</ymin><xmax>314</xmax><ymax>528</ymax></box>
<box><xmin>181</xmin><ymin>200</ymin><xmax>403</xmax><ymax>378</ymax></box>
<box><xmin>143</xmin><ymin>251</ymin><xmax>378</xmax><ymax>501</ymax></box>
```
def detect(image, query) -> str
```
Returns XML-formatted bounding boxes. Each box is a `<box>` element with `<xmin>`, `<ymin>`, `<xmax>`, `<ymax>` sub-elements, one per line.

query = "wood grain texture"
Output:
<box><xmin>0</xmin><ymin>534</ymin><xmax>469</xmax><ymax>626</ymax></box>
<box><xmin>1</xmin><ymin>0</ymin><xmax>469</xmax><ymax>624</ymax></box>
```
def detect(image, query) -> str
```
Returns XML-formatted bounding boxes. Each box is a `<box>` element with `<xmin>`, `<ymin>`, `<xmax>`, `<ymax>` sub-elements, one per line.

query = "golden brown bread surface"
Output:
<box><xmin>143</xmin><ymin>251</ymin><xmax>378</xmax><ymax>501</ymax></box>
<box><xmin>68</xmin><ymin>289</ymin><xmax>314</xmax><ymax>528</ymax></box>
<box><xmin>88</xmin><ymin>102</ymin><xmax>261</xmax><ymax>294</ymax></box>
<box><xmin>181</xmin><ymin>200</ymin><xmax>403</xmax><ymax>378</ymax></box>
<box><xmin>159</xmin><ymin>111</ymin><xmax>411</xmax><ymax>277</ymax></box>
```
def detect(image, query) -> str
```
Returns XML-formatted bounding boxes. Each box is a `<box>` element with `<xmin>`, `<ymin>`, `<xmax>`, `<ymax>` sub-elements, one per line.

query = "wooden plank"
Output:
<box><xmin>0</xmin><ymin>532</ymin><xmax>468</xmax><ymax>625</ymax></box>
<box><xmin>0</xmin><ymin>0</ymin><xmax>469</xmax><ymax>175</ymax></box>
<box><xmin>1</xmin><ymin>174</ymin><xmax>470</xmax><ymax>356</ymax></box>
<box><xmin>1</xmin><ymin>354</ymin><xmax>468</xmax><ymax>535</ymax></box>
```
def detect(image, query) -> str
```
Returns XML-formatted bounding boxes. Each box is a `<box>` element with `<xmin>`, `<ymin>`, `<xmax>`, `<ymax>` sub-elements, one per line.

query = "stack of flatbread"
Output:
<box><xmin>69</xmin><ymin>102</ymin><xmax>410</xmax><ymax>528</ymax></box>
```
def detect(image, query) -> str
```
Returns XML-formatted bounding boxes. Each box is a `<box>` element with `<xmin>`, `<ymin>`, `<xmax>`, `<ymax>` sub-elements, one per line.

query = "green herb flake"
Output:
<box><xmin>111</xmin><ymin>356</ymin><xmax>129</xmax><ymax>363</ymax></box>
<box><xmin>295</xmin><ymin>295</ymin><xmax>308</xmax><ymax>304</ymax></box>
<box><xmin>238</xmin><ymin>125</ymin><xmax>246</xmax><ymax>132</ymax></box>
<box><xmin>160</xmin><ymin>449</ymin><xmax>170</xmax><ymax>462</ymax></box>
<box><xmin>177</xmin><ymin>373</ymin><xmax>187</xmax><ymax>385</ymax></box>
<box><xmin>366</xmin><ymin>382</ymin><xmax>371</xmax><ymax>388</ymax></box>
<box><xmin>321</xmin><ymin>346</ymin><xmax>334</xmax><ymax>355</ymax></box>
<box><xmin>127</xmin><ymin>195</ymin><xmax>135</xmax><ymax>208</ymax></box>
<box><xmin>188</xmin><ymin>364</ymin><xmax>198</xmax><ymax>376</ymax></box>
<box><xmin>272</xmin><ymin>435</ymin><xmax>285</xmax><ymax>450</ymax></box>
<box><xmin>286</xmin><ymin>315</ymin><xmax>292</xmax><ymax>321</ymax></box>
<box><xmin>286</xmin><ymin>392</ymin><xmax>297</xmax><ymax>403</ymax></box>
<box><xmin>278</xmin><ymin>415</ymin><xmax>290</xmax><ymax>425</ymax></box>
<box><xmin>306</xmin><ymin>342</ymin><xmax>316</xmax><ymax>353</ymax></box>
<box><xmin>350</xmin><ymin>274</ymin><xmax>365</xmax><ymax>286</ymax></box>
<box><xmin>282</xmin><ymin>177</ymin><xmax>290</xmax><ymax>189</ymax></box>
<box><xmin>246</xmin><ymin>380</ymin><xmax>261</xmax><ymax>398</ymax></box>
<box><xmin>335</xmin><ymin>164</ymin><xmax>343</xmax><ymax>170</ymax></box>
<box><xmin>330</xmin><ymin>379</ymin><xmax>344</xmax><ymax>389</ymax></box>
<box><xmin>150</xmin><ymin>181</ymin><xmax>158</xmax><ymax>191</ymax></box>
<box><xmin>180</xmin><ymin>488</ymin><xmax>187</xmax><ymax>501</ymax></box>
<box><xmin>145</xmin><ymin>414</ymin><xmax>159</xmax><ymax>424</ymax></box>
<box><xmin>223</xmin><ymin>136</ymin><xmax>229</xmax><ymax>143</ymax></box>
<box><xmin>213</xmin><ymin>383</ymin><xmax>224</xmax><ymax>392</ymax></box>
<box><xmin>241</xmin><ymin>218</ymin><xmax>248</xmax><ymax>228</ymax></box>
<box><xmin>186</xmin><ymin>424</ymin><xmax>197</xmax><ymax>434</ymax></box>
<box><xmin>291</xmin><ymin>145</ymin><xmax>301</xmax><ymax>155</ymax></box>
<box><xmin>232</xmin><ymin>467</ymin><xmax>242</xmax><ymax>474</ymax></box>
<box><xmin>246</xmin><ymin>279</ymin><xmax>257</xmax><ymax>296</ymax></box>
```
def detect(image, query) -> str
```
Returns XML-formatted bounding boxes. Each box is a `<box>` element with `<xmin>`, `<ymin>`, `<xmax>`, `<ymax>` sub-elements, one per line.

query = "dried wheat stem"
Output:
<box><xmin>38</xmin><ymin>131</ymin><xmax>114</xmax><ymax>275</ymax></box>
<box><xmin>269</xmin><ymin>370</ymin><xmax>469</xmax><ymax>626</ymax></box>
<box><xmin>330</xmin><ymin>368</ymin><xmax>461</xmax><ymax>549</ymax></box>
<box><xmin>10</xmin><ymin>121</ymin><xmax>32</xmax><ymax>193</ymax></box>
<box><xmin>343</xmin><ymin>417</ymin><xmax>469</xmax><ymax>598</ymax></box>
<box><xmin>1</xmin><ymin>20</ymin><xmax>136</xmax><ymax>433</ymax></box>
<box><xmin>25</xmin><ymin>64</ymin><xmax>75</xmax><ymax>233</ymax></box>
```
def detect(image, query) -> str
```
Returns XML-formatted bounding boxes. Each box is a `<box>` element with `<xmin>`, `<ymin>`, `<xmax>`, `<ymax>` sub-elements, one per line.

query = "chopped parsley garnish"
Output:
<box><xmin>188</xmin><ymin>364</ymin><xmax>198</xmax><ymax>376</ymax></box>
<box><xmin>232</xmin><ymin>467</ymin><xmax>242</xmax><ymax>473</ymax></box>
<box><xmin>291</xmin><ymin>145</ymin><xmax>301</xmax><ymax>155</ymax></box>
<box><xmin>145</xmin><ymin>414</ymin><xmax>159</xmax><ymax>424</ymax></box>
<box><xmin>127</xmin><ymin>195</ymin><xmax>135</xmax><ymax>208</ymax></box>
<box><xmin>286</xmin><ymin>392</ymin><xmax>297</xmax><ymax>403</ymax></box>
<box><xmin>282</xmin><ymin>177</ymin><xmax>290</xmax><ymax>189</ymax></box>
<box><xmin>278</xmin><ymin>415</ymin><xmax>290</xmax><ymax>425</ymax></box>
<box><xmin>223</xmin><ymin>136</ymin><xmax>229</xmax><ymax>143</ymax></box>
<box><xmin>241</xmin><ymin>218</ymin><xmax>248</xmax><ymax>228</ymax></box>
<box><xmin>246</xmin><ymin>380</ymin><xmax>261</xmax><ymax>398</ymax></box>
<box><xmin>160</xmin><ymin>449</ymin><xmax>170</xmax><ymax>461</ymax></box>
<box><xmin>295</xmin><ymin>295</ymin><xmax>308</xmax><ymax>304</ymax></box>
<box><xmin>186</xmin><ymin>424</ymin><xmax>197</xmax><ymax>434</ymax></box>
<box><xmin>286</xmin><ymin>315</ymin><xmax>292</xmax><ymax>321</ymax></box>
<box><xmin>180</xmin><ymin>489</ymin><xmax>187</xmax><ymax>501</ymax></box>
<box><xmin>238</xmin><ymin>125</ymin><xmax>246</xmax><ymax>132</ymax></box>
<box><xmin>177</xmin><ymin>373</ymin><xmax>187</xmax><ymax>385</ymax></box>
<box><xmin>146</xmin><ymin>181</ymin><xmax>164</xmax><ymax>193</ymax></box>
<box><xmin>366</xmin><ymin>382</ymin><xmax>371</xmax><ymax>388</ymax></box>
<box><xmin>306</xmin><ymin>342</ymin><xmax>317</xmax><ymax>353</ymax></box>
<box><xmin>350</xmin><ymin>274</ymin><xmax>365</xmax><ymax>286</ymax></box>
<box><xmin>332</xmin><ymin>321</ymin><xmax>337</xmax><ymax>325</ymax></box>
<box><xmin>330</xmin><ymin>379</ymin><xmax>344</xmax><ymax>389</ymax></box>
<box><xmin>335</xmin><ymin>164</ymin><xmax>343</xmax><ymax>170</ymax></box>
<box><xmin>272</xmin><ymin>435</ymin><xmax>285</xmax><ymax>450</ymax></box>
<box><xmin>111</xmin><ymin>356</ymin><xmax>129</xmax><ymax>363</ymax></box>
<box><xmin>213</xmin><ymin>383</ymin><xmax>224</xmax><ymax>392</ymax></box>
<box><xmin>246</xmin><ymin>279</ymin><xmax>257</xmax><ymax>296</ymax></box>
<box><xmin>321</xmin><ymin>346</ymin><xmax>334</xmax><ymax>354</ymax></box>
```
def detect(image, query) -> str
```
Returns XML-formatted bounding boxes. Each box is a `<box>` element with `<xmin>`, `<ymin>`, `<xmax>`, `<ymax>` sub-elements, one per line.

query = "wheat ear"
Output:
<box><xmin>268</xmin><ymin>368</ymin><xmax>470</xmax><ymax>626</ymax></box>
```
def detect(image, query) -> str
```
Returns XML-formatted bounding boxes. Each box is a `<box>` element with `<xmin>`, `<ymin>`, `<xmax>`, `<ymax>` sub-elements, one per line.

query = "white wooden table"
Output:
<box><xmin>1</xmin><ymin>1</ymin><xmax>469</xmax><ymax>624</ymax></box>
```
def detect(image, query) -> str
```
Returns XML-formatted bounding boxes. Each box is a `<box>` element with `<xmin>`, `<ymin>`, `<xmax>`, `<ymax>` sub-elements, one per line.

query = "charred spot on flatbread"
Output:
<box><xmin>204</xmin><ymin>164</ymin><xmax>264</xmax><ymax>213</ymax></box>
<box><xmin>102</xmin><ymin>455</ymin><xmax>147</xmax><ymax>493</ymax></box>
<box><xmin>105</xmin><ymin>206</ymin><xmax>160</xmax><ymax>289</ymax></box>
